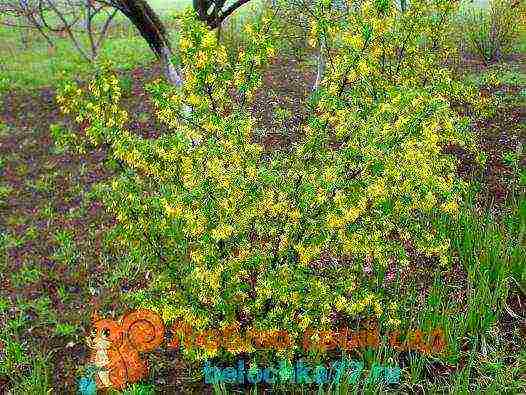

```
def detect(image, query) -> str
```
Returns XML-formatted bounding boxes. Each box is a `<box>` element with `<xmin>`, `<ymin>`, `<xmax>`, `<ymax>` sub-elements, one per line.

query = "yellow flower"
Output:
<box><xmin>367</xmin><ymin>179</ymin><xmax>387</xmax><ymax>199</ymax></box>
<box><xmin>328</xmin><ymin>83</ymin><xmax>339</xmax><ymax>96</ymax></box>
<box><xmin>217</xmin><ymin>46</ymin><xmax>228</xmax><ymax>65</ymax></box>
<box><xmin>357</xmin><ymin>60</ymin><xmax>369</xmax><ymax>77</ymax></box>
<box><xmin>372</xmin><ymin>299</ymin><xmax>383</xmax><ymax>318</ymax></box>
<box><xmin>246</xmin><ymin>166</ymin><xmax>258</xmax><ymax>180</ymax></box>
<box><xmin>421</xmin><ymin>192</ymin><xmax>437</xmax><ymax>212</ymax></box>
<box><xmin>208</xmin><ymin>270</ymin><xmax>221</xmax><ymax>291</ymax></box>
<box><xmin>185</xmin><ymin>72</ymin><xmax>197</xmax><ymax>89</ymax></box>
<box><xmin>165</xmin><ymin>202</ymin><xmax>183</xmax><ymax>217</ymax></box>
<box><xmin>190</xmin><ymin>250</ymin><xmax>205</xmax><ymax>264</ymax></box>
<box><xmin>278</xmin><ymin>236</ymin><xmax>289</xmax><ymax>251</ymax></box>
<box><xmin>335</xmin><ymin>295</ymin><xmax>347</xmax><ymax>311</ymax></box>
<box><xmin>333</xmin><ymin>190</ymin><xmax>345</xmax><ymax>207</ymax></box>
<box><xmin>181</xmin><ymin>156</ymin><xmax>193</xmax><ymax>175</ymax></box>
<box><xmin>242</xmin><ymin>121</ymin><xmax>253</xmax><ymax>139</ymax></box>
<box><xmin>323</xmin><ymin>166</ymin><xmax>337</xmax><ymax>183</ymax></box>
<box><xmin>371</xmin><ymin>44</ymin><xmax>382</xmax><ymax>59</ymax></box>
<box><xmin>299</xmin><ymin>315</ymin><xmax>311</xmax><ymax>330</ymax></box>
<box><xmin>314</xmin><ymin>187</ymin><xmax>327</xmax><ymax>205</ymax></box>
<box><xmin>205</xmin><ymin>73</ymin><xmax>216</xmax><ymax>84</ymax></box>
<box><xmin>441</xmin><ymin>199</ymin><xmax>459</xmax><ymax>215</ymax></box>
<box><xmin>196</xmin><ymin>51</ymin><xmax>208</xmax><ymax>69</ymax></box>
<box><xmin>388</xmin><ymin>317</ymin><xmax>401</xmax><ymax>327</ymax></box>
<box><xmin>202</xmin><ymin>31</ymin><xmax>216</xmax><ymax>48</ymax></box>
<box><xmin>346</xmin><ymin>69</ymin><xmax>358</xmax><ymax>84</ymax></box>
<box><xmin>289</xmin><ymin>208</ymin><xmax>301</xmax><ymax>223</ymax></box>
<box><xmin>327</xmin><ymin>213</ymin><xmax>345</xmax><ymax>230</ymax></box>
<box><xmin>211</xmin><ymin>224</ymin><xmax>234</xmax><ymax>241</ymax></box>
<box><xmin>233</xmin><ymin>71</ymin><xmax>245</xmax><ymax>87</ymax></box>
<box><xmin>344</xmin><ymin>207</ymin><xmax>361</xmax><ymax>223</ymax></box>
<box><xmin>218</xmin><ymin>175</ymin><xmax>231</xmax><ymax>189</ymax></box>
<box><xmin>343</xmin><ymin>33</ymin><xmax>364</xmax><ymax>50</ymax></box>
<box><xmin>244</xmin><ymin>24</ymin><xmax>253</xmax><ymax>35</ymax></box>
<box><xmin>187</xmin><ymin>94</ymin><xmax>202</xmax><ymax>107</ymax></box>
<box><xmin>439</xmin><ymin>255</ymin><xmax>449</xmax><ymax>266</ymax></box>
<box><xmin>266</xmin><ymin>46</ymin><xmax>276</xmax><ymax>58</ymax></box>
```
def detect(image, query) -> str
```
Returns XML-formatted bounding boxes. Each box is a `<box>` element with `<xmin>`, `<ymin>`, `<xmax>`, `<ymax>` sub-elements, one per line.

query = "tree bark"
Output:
<box><xmin>160</xmin><ymin>45</ymin><xmax>182</xmax><ymax>87</ymax></box>
<box><xmin>112</xmin><ymin>0</ymin><xmax>185</xmax><ymax>85</ymax></box>
<box><xmin>193</xmin><ymin>0</ymin><xmax>252</xmax><ymax>29</ymax></box>
<box><xmin>313</xmin><ymin>41</ymin><xmax>325</xmax><ymax>91</ymax></box>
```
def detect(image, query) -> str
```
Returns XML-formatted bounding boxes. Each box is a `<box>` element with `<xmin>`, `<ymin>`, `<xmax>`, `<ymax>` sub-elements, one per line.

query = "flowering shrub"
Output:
<box><xmin>457</xmin><ymin>0</ymin><xmax>526</xmax><ymax>63</ymax></box>
<box><xmin>56</xmin><ymin>2</ymin><xmax>483</xmax><ymax>361</ymax></box>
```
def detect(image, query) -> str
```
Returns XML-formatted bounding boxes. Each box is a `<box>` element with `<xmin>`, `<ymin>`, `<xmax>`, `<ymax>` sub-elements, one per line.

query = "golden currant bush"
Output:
<box><xmin>56</xmin><ymin>3</ymin><xmax>482</xmax><ymax>361</ymax></box>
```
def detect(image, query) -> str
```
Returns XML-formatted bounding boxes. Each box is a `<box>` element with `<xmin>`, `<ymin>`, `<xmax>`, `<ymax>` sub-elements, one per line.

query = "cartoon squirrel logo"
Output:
<box><xmin>86</xmin><ymin>309</ymin><xmax>165</xmax><ymax>390</ymax></box>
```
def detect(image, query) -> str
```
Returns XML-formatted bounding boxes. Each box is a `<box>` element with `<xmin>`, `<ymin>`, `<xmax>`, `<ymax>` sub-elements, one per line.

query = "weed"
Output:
<box><xmin>11</xmin><ymin>266</ymin><xmax>42</xmax><ymax>288</ymax></box>
<box><xmin>55</xmin><ymin>322</ymin><xmax>78</xmax><ymax>338</ymax></box>
<box><xmin>53</xmin><ymin>229</ymin><xmax>79</xmax><ymax>265</ymax></box>
<box><xmin>11</xmin><ymin>355</ymin><xmax>52</xmax><ymax>394</ymax></box>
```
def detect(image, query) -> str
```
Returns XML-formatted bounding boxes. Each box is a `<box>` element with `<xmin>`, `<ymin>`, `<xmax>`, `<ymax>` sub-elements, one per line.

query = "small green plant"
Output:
<box><xmin>0</xmin><ymin>77</ymin><xmax>9</xmax><ymax>95</ymax></box>
<box><xmin>50</xmin><ymin>123</ymin><xmax>86</xmax><ymax>154</ymax></box>
<box><xmin>32</xmin><ymin>174</ymin><xmax>55</xmax><ymax>194</ymax></box>
<box><xmin>24</xmin><ymin>226</ymin><xmax>39</xmax><ymax>241</ymax></box>
<box><xmin>0</xmin><ymin>184</ymin><xmax>13</xmax><ymax>208</ymax></box>
<box><xmin>55</xmin><ymin>322</ymin><xmax>78</xmax><ymax>337</ymax></box>
<box><xmin>120</xmin><ymin>75</ymin><xmax>134</xmax><ymax>95</ymax></box>
<box><xmin>12</xmin><ymin>355</ymin><xmax>52</xmax><ymax>394</ymax></box>
<box><xmin>503</xmin><ymin>151</ymin><xmax>520</xmax><ymax>167</ymax></box>
<box><xmin>30</xmin><ymin>297</ymin><xmax>56</xmax><ymax>323</ymax></box>
<box><xmin>119</xmin><ymin>382</ymin><xmax>156</xmax><ymax>395</ymax></box>
<box><xmin>0</xmin><ymin>337</ymin><xmax>29</xmax><ymax>376</ymax></box>
<box><xmin>55</xmin><ymin>230</ymin><xmax>74</xmax><ymax>248</ymax></box>
<box><xmin>53</xmin><ymin>230</ymin><xmax>79</xmax><ymax>265</ymax></box>
<box><xmin>39</xmin><ymin>202</ymin><xmax>55</xmax><ymax>221</ymax></box>
<box><xmin>0</xmin><ymin>296</ymin><xmax>10</xmax><ymax>314</ymax></box>
<box><xmin>11</xmin><ymin>266</ymin><xmax>42</xmax><ymax>288</ymax></box>
<box><xmin>273</xmin><ymin>106</ymin><xmax>293</xmax><ymax>124</ymax></box>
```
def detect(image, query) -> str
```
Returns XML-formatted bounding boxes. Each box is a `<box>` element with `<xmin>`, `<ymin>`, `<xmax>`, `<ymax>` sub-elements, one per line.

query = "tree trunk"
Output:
<box><xmin>160</xmin><ymin>45</ymin><xmax>183</xmax><ymax>87</ymax></box>
<box><xmin>160</xmin><ymin>45</ymin><xmax>192</xmax><ymax>115</ymax></box>
<box><xmin>313</xmin><ymin>42</ymin><xmax>326</xmax><ymax>91</ymax></box>
<box><xmin>114</xmin><ymin>0</ymin><xmax>185</xmax><ymax>86</ymax></box>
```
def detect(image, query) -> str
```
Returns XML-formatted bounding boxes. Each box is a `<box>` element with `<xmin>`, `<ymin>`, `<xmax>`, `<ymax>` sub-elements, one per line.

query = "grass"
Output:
<box><xmin>10</xmin><ymin>355</ymin><xmax>52</xmax><ymax>394</ymax></box>
<box><xmin>0</xmin><ymin>26</ymin><xmax>154</xmax><ymax>92</ymax></box>
<box><xmin>465</xmin><ymin>63</ymin><xmax>526</xmax><ymax>86</ymax></box>
<box><xmin>518</xmin><ymin>30</ymin><xmax>526</xmax><ymax>54</ymax></box>
<box><xmin>0</xmin><ymin>0</ymin><xmax>265</xmax><ymax>93</ymax></box>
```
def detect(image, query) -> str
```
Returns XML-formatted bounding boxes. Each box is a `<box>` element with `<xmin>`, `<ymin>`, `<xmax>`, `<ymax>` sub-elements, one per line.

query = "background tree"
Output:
<box><xmin>0</xmin><ymin>0</ymin><xmax>118</xmax><ymax>60</ymax></box>
<box><xmin>0</xmin><ymin>0</ymin><xmax>258</xmax><ymax>84</ymax></box>
<box><xmin>98</xmin><ymin>0</ymin><xmax>257</xmax><ymax>85</ymax></box>
<box><xmin>192</xmin><ymin>0</ymin><xmax>254</xmax><ymax>29</ymax></box>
